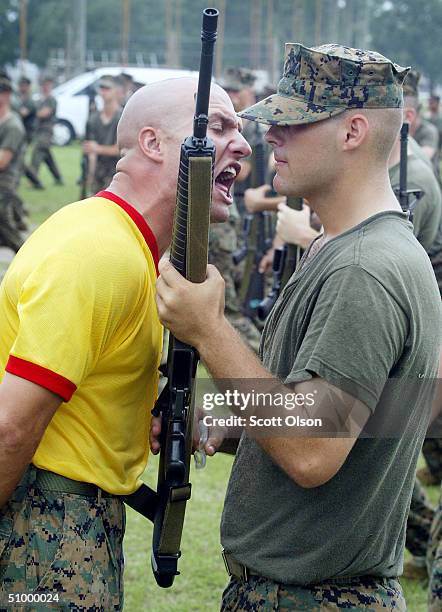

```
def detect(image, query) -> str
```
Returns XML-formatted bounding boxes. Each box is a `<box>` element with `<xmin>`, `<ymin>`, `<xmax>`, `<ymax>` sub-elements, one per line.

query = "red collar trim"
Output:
<box><xmin>96</xmin><ymin>190</ymin><xmax>159</xmax><ymax>276</ymax></box>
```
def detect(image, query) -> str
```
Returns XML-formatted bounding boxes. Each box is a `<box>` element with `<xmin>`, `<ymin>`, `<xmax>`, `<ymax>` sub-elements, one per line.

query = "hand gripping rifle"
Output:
<box><xmin>257</xmin><ymin>196</ymin><xmax>303</xmax><ymax>320</ymax></box>
<box><xmin>233</xmin><ymin>123</ymin><xmax>273</xmax><ymax>317</ymax></box>
<box><xmin>149</xmin><ymin>8</ymin><xmax>218</xmax><ymax>588</ymax></box>
<box><xmin>395</xmin><ymin>122</ymin><xmax>423</xmax><ymax>221</ymax></box>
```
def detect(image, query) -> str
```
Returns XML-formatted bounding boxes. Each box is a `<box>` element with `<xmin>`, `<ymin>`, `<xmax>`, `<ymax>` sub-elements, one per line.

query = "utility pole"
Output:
<box><xmin>266</xmin><ymin>0</ymin><xmax>275</xmax><ymax>85</ymax></box>
<box><xmin>121</xmin><ymin>0</ymin><xmax>131</xmax><ymax>66</ymax></box>
<box><xmin>165</xmin><ymin>0</ymin><xmax>180</xmax><ymax>67</ymax></box>
<box><xmin>215</xmin><ymin>0</ymin><xmax>226</xmax><ymax>78</ymax></box>
<box><xmin>293</xmin><ymin>0</ymin><xmax>305</xmax><ymax>43</ymax></box>
<box><xmin>328</xmin><ymin>0</ymin><xmax>339</xmax><ymax>43</ymax></box>
<box><xmin>315</xmin><ymin>0</ymin><xmax>323</xmax><ymax>45</ymax></box>
<box><xmin>19</xmin><ymin>0</ymin><xmax>28</xmax><ymax>63</ymax></box>
<box><xmin>250</xmin><ymin>0</ymin><xmax>262</xmax><ymax>70</ymax></box>
<box><xmin>78</xmin><ymin>0</ymin><xmax>86</xmax><ymax>73</ymax></box>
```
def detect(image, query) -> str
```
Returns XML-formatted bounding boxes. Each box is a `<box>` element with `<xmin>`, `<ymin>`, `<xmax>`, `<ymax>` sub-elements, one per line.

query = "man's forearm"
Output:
<box><xmin>97</xmin><ymin>144</ymin><xmax>119</xmax><ymax>157</ymax></box>
<box><xmin>0</xmin><ymin>432</ymin><xmax>36</xmax><ymax>508</ymax></box>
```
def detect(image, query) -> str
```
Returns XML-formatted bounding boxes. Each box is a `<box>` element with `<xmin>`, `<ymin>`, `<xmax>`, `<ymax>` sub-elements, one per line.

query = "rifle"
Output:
<box><xmin>395</xmin><ymin>122</ymin><xmax>423</xmax><ymax>221</ymax></box>
<box><xmin>149</xmin><ymin>8</ymin><xmax>218</xmax><ymax>588</ymax></box>
<box><xmin>257</xmin><ymin>196</ymin><xmax>303</xmax><ymax>320</ymax></box>
<box><xmin>233</xmin><ymin>123</ymin><xmax>273</xmax><ymax>318</ymax></box>
<box><xmin>79</xmin><ymin>88</ymin><xmax>97</xmax><ymax>199</ymax></box>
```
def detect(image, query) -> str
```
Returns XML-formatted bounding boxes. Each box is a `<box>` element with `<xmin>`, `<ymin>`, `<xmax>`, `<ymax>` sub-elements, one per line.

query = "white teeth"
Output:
<box><xmin>222</xmin><ymin>165</ymin><xmax>237</xmax><ymax>177</ymax></box>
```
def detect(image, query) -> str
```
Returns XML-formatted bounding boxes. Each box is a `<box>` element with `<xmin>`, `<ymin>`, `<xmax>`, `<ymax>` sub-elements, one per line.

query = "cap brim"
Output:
<box><xmin>238</xmin><ymin>93</ymin><xmax>346</xmax><ymax>126</ymax></box>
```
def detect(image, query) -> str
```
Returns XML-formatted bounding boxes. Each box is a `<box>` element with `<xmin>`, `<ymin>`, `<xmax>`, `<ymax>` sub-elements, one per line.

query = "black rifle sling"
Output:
<box><xmin>156</xmin><ymin>156</ymin><xmax>212</xmax><ymax>556</ymax></box>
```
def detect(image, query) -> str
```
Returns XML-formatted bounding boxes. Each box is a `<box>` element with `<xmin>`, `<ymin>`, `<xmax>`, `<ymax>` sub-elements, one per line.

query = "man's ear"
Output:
<box><xmin>404</xmin><ymin>107</ymin><xmax>417</xmax><ymax>126</ymax></box>
<box><xmin>138</xmin><ymin>126</ymin><xmax>164</xmax><ymax>162</ymax></box>
<box><xmin>341</xmin><ymin>113</ymin><xmax>370</xmax><ymax>152</ymax></box>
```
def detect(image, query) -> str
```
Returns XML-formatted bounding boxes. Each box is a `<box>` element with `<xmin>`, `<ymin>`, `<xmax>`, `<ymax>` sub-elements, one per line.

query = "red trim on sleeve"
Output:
<box><xmin>6</xmin><ymin>356</ymin><xmax>77</xmax><ymax>402</ymax></box>
<box><xmin>96</xmin><ymin>190</ymin><xmax>160</xmax><ymax>276</ymax></box>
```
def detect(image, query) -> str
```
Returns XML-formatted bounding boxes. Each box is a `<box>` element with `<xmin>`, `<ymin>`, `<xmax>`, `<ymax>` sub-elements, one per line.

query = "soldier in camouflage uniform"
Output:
<box><xmin>14</xmin><ymin>76</ymin><xmax>43</xmax><ymax>190</ymax></box>
<box><xmin>0</xmin><ymin>77</ymin><xmax>26</xmax><ymax>252</ymax></box>
<box><xmin>29</xmin><ymin>75</ymin><xmax>63</xmax><ymax>186</ymax></box>
<box><xmin>428</xmin><ymin>484</ymin><xmax>442</xmax><ymax>610</ymax></box>
<box><xmin>83</xmin><ymin>75</ymin><xmax>121</xmax><ymax>193</ymax></box>
<box><xmin>155</xmin><ymin>43</ymin><xmax>442</xmax><ymax>611</ymax></box>
<box><xmin>209</xmin><ymin>67</ymin><xmax>262</xmax><ymax>352</ymax></box>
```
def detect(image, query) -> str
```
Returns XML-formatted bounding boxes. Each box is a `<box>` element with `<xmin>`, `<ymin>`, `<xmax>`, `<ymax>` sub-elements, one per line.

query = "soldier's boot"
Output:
<box><xmin>403</xmin><ymin>556</ymin><xmax>428</xmax><ymax>582</ymax></box>
<box><xmin>23</xmin><ymin>164</ymin><xmax>44</xmax><ymax>189</ymax></box>
<box><xmin>418</xmin><ymin>465</ymin><xmax>440</xmax><ymax>486</ymax></box>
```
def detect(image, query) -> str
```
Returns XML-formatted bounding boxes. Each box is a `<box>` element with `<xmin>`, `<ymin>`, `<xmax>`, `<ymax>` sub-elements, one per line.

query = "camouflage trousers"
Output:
<box><xmin>221</xmin><ymin>575</ymin><xmax>406</xmax><ymax>611</ymax></box>
<box><xmin>0</xmin><ymin>190</ymin><xmax>25</xmax><ymax>253</ymax></box>
<box><xmin>423</xmin><ymin>438</ymin><xmax>442</xmax><ymax>483</ymax></box>
<box><xmin>0</xmin><ymin>466</ymin><xmax>125</xmax><ymax>611</ymax></box>
<box><xmin>406</xmin><ymin>479</ymin><xmax>435</xmax><ymax>558</ymax></box>
<box><xmin>30</xmin><ymin>134</ymin><xmax>62</xmax><ymax>183</ymax></box>
<box><xmin>209</xmin><ymin>221</ymin><xmax>261</xmax><ymax>352</ymax></box>
<box><xmin>428</xmin><ymin>484</ymin><xmax>442</xmax><ymax>611</ymax></box>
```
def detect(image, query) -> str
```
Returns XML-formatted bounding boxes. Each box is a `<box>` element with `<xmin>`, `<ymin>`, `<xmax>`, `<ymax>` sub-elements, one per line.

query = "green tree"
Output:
<box><xmin>370</xmin><ymin>0</ymin><xmax>442</xmax><ymax>90</ymax></box>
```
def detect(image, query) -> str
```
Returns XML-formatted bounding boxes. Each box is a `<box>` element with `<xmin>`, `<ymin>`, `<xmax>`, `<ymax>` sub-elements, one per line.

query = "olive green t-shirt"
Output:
<box><xmin>415</xmin><ymin>119</ymin><xmax>441</xmax><ymax>180</ymax></box>
<box><xmin>389</xmin><ymin>140</ymin><xmax>442</xmax><ymax>252</ymax></box>
<box><xmin>86</xmin><ymin>109</ymin><xmax>121</xmax><ymax>183</ymax></box>
<box><xmin>0</xmin><ymin>112</ymin><xmax>25</xmax><ymax>191</ymax></box>
<box><xmin>35</xmin><ymin>95</ymin><xmax>57</xmax><ymax>135</ymax></box>
<box><xmin>221</xmin><ymin>211</ymin><xmax>442</xmax><ymax>585</ymax></box>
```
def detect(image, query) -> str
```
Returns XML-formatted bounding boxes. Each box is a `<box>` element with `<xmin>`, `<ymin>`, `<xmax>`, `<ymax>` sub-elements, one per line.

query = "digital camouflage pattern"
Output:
<box><xmin>406</xmin><ymin>480</ymin><xmax>435</xmax><ymax>559</ymax></box>
<box><xmin>402</xmin><ymin>69</ymin><xmax>420</xmax><ymax>98</ymax></box>
<box><xmin>221</xmin><ymin>575</ymin><xmax>406</xmax><ymax>611</ymax></box>
<box><xmin>428</xmin><ymin>485</ymin><xmax>442</xmax><ymax>611</ymax></box>
<box><xmin>209</xmin><ymin>221</ymin><xmax>261</xmax><ymax>353</ymax></box>
<box><xmin>218</xmin><ymin>67</ymin><xmax>257</xmax><ymax>92</ymax></box>
<box><xmin>423</xmin><ymin>438</ymin><xmax>442</xmax><ymax>482</ymax></box>
<box><xmin>0</xmin><ymin>190</ymin><xmax>24</xmax><ymax>253</ymax></box>
<box><xmin>239</xmin><ymin>43</ymin><xmax>409</xmax><ymax>126</ymax></box>
<box><xmin>0</xmin><ymin>466</ymin><xmax>125</xmax><ymax>611</ymax></box>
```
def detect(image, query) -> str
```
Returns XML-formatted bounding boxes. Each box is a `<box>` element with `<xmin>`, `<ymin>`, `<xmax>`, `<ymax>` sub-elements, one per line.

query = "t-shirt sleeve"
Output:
<box><xmin>0</xmin><ymin>123</ymin><xmax>23</xmax><ymax>155</ymax></box>
<box><xmin>285</xmin><ymin>265</ymin><xmax>409</xmax><ymax>411</ymax></box>
<box><xmin>5</xmin><ymin>250</ymin><xmax>129</xmax><ymax>401</ymax></box>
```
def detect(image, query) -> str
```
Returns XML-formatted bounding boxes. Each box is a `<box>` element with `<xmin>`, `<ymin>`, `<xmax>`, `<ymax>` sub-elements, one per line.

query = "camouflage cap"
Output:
<box><xmin>403</xmin><ymin>69</ymin><xmax>420</xmax><ymax>98</ymax></box>
<box><xmin>218</xmin><ymin>67</ymin><xmax>257</xmax><ymax>92</ymax></box>
<box><xmin>239</xmin><ymin>43</ymin><xmax>409</xmax><ymax>126</ymax></box>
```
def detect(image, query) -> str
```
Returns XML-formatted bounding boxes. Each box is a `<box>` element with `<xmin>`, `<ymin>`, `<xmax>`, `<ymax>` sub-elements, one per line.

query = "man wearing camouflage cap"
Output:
<box><xmin>156</xmin><ymin>43</ymin><xmax>442</xmax><ymax>609</ymax></box>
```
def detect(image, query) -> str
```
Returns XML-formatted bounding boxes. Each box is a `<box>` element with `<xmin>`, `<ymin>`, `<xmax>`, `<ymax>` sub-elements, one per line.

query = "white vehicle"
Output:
<box><xmin>52</xmin><ymin>66</ymin><xmax>198</xmax><ymax>145</ymax></box>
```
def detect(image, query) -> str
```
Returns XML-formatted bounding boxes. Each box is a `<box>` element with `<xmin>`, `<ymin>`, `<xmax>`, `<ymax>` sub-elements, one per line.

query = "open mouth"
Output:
<box><xmin>214</xmin><ymin>163</ymin><xmax>241</xmax><ymax>201</ymax></box>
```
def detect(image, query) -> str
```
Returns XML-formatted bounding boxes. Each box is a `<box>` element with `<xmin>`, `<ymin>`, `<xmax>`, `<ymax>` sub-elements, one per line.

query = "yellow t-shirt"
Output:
<box><xmin>0</xmin><ymin>191</ymin><xmax>163</xmax><ymax>494</ymax></box>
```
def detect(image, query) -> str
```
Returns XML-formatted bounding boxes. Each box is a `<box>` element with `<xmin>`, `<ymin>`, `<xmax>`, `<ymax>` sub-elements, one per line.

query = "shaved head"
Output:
<box><xmin>117</xmin><ymin>77</ymin><xmax>231</xmax><ymax>150</ymax></box>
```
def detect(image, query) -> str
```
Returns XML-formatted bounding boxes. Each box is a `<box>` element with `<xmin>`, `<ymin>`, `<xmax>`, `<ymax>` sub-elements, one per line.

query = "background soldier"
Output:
<box><xmin>208</xmin><ymin>67</ymin><xmax>262</xmax><ymax>352</ymax></box>
<box><xmin>29</xmin><ymin>75</ymin><xmax>63</xmax><ymax>187</ymax></box>
<box><xmin>405</xmin><ymin>71</ymin><xmax>441</xmax><ymax>183</ymax></box>
<box><xmin>83</xmin><ymin>75</ymin><xmax>121</xmax><ymax>194</ymax></box>
<box><xmin>15</xmin><ymin>76</ymin><xmax>43</xmax><ymax>190</ymax></box>
<box><xmin>0</xmin><ymin>76</ymin><xmax>26</xmax><ymax>252</ymax></box>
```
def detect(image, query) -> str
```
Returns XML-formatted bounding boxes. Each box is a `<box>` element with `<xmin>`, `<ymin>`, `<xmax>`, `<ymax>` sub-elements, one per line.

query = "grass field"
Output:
<box><xmin>2</xmin><ymin>144</ymin><xmax>439</xmax><ymax>611</ymax></box>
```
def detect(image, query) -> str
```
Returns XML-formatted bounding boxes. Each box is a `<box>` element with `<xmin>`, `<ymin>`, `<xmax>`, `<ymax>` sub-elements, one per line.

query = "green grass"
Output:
<box><xmin>5</xmin><ymin>143</ymin><xmax>438</xmax><ymax>611</ymax></box>
<box><xmin>125</xmin><ymin>454</ymin><xmax>233</xmax><ymax>612</ymax></box>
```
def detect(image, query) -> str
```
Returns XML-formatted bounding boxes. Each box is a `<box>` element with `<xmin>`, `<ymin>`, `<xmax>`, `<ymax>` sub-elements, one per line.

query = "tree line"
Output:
<box><xmin>0</xmin><ymin>0</ymin><xmax>441</xmax><ymax>90</ymax></box>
